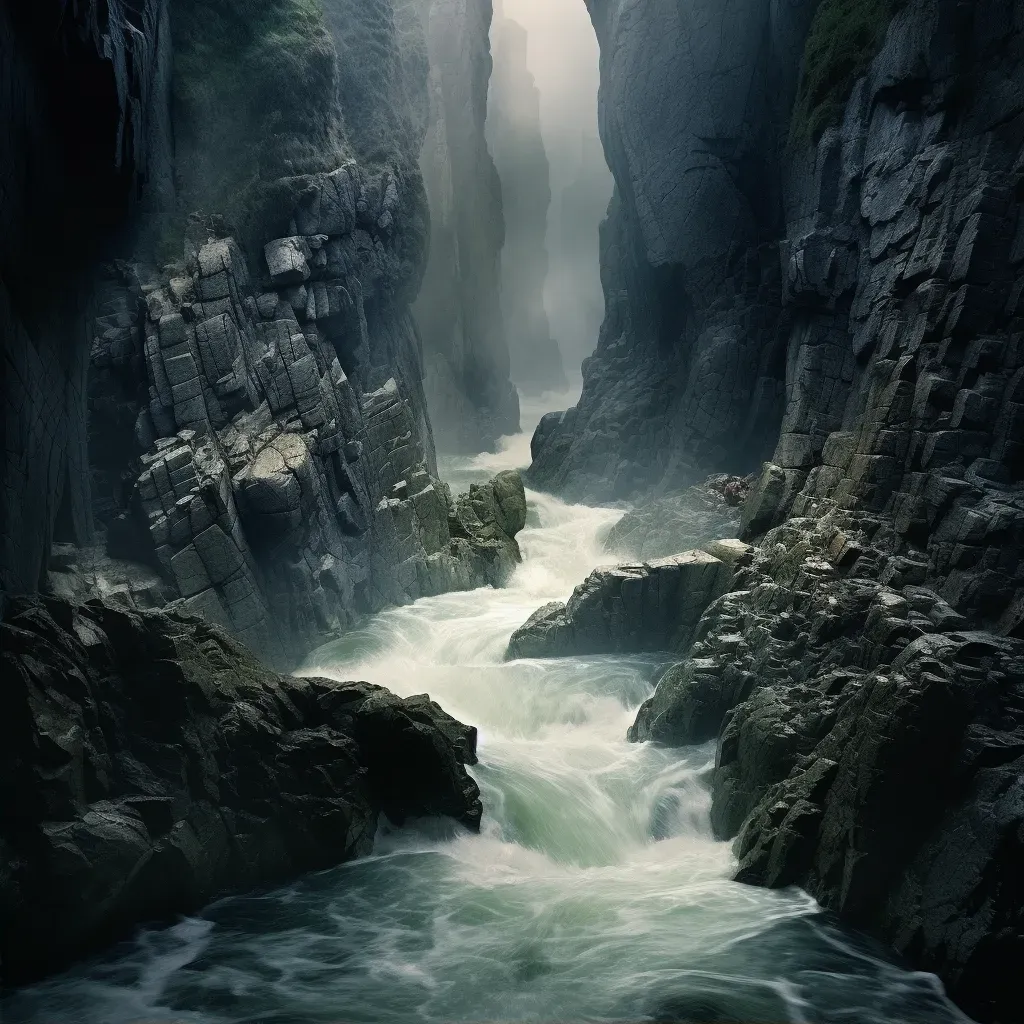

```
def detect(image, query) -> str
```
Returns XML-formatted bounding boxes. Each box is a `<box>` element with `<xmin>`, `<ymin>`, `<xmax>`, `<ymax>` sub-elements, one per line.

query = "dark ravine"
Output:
<box><xmin>0</xmin><ymin>595</ymin><xmax>480</xmax><ymax>985</ymax></box>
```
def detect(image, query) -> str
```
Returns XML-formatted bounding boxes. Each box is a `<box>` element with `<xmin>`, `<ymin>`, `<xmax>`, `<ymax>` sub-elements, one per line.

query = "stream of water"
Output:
<box><xmin>5</xmin><ymin>397</ymin><xmax>972</xmax><ymax>1024</ymax></box>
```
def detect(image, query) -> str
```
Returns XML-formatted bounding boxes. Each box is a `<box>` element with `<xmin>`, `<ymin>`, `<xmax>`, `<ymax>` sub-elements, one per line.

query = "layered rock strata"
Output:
<box><xmin>415</xmin><ymin>0</ymin><xmax>520</xmax><ymax>452</ymax></box>
<box><xmin>628</xmin><ymin>508</ymin><xmax>1022</xmax><ymax>1023</ymax></box>
<box><xmin>487</xmin><ymin>5</ymin><xmax>567</xmax><ymax>394</ymax></box>
<box><xmin>1</xmin><ymin>595</ymin><xmax>481</xmax><ymax>985</ymax></box>
<box><xmin>87</xmin><ymin>216</ymin><xmax>528</xmax><ymax>666</ymax></box>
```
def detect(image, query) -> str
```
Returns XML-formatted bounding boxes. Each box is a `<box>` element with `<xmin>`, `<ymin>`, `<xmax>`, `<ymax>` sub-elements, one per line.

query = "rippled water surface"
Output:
<box><xmin>5</xmin><ymin>395</ymin><xmax>972</xmax><ymax>1024</ymax></box>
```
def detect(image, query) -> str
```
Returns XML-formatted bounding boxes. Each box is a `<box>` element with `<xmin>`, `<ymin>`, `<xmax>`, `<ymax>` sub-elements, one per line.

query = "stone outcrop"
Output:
<box><xmin>627</xmin><ymin>508</ymin><xmax>1021</xmax><ymax>1022</ymax></box>
<box><xmin>1</xmin><ymin>595</ymin><xmax>481</xmax><ymax>985</ymax></box>
<box><xmin>86</xmin><ymin>218</ymin><xmax>528</xmax><ymax>666</ymax></box>
<box><xmin>487</xmin><ymin>4</ymin><xmax>567</xmax><ymax>394</ymax></box>
<box><xmin>415</xmin><ymin>0</ymin><xmax>520</xmax><ymax>452</ymax></box>
<box><xmin>38</xmin><ymin>0</ymin><xmax>536</xmax><ymax>666</ymax></box>
<box><xmin>506</xmin><ymin>550</ymin><xmax>735</xmax><ymax>660</ymax></box>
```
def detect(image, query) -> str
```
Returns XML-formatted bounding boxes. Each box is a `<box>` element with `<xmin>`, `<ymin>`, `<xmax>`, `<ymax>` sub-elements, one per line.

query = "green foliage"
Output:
<box><xmin>171</xmin><ymin>0</ymin><xmax>346</xmax><ymax>236</ymax></box>
<box><xmin>789</xmin><ymin>0</ymin><xmax>903</xmax><ymax>147</ymax></box>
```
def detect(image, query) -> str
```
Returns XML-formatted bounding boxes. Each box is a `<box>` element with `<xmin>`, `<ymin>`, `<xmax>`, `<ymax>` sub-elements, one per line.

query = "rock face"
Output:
<box><xmin>415</xmin><ymin>0</ymin><xmax>520</xmax><ymax>452</ymax></box>
<box><xmin>5</xmin><ymin>0</ymin><xmax>533</xmax><ymax>667</ymax></box>
<box><xmin>506</xmin><ymin>550</ymin><xmax>734</xmax><ymax>660</ymax></box>
<box><xmin>487</xmin><ymin>5</ymin><xmax>567</xmax><ymax>394</ymax></box>
<box><xmin>1</xmin><ymin>0</ymin><xmax>173</xmax><ymax>605</ymax></box>
<box><xmin>528</xmin><ymin>0</ymin><xmax>819</xmax><ymax>499</ymax></box>
<box><xmin>1</xmin><ymin>595</ymin><xmax>481</xmax><ymax>985</ymax></box>
<box><xmin>746</xmin><ymin>0</ymin><xmax>1024</xmax><ymax>640</ymax></box>
<box><xmin>628</xmin><ymin>509</ymin><xmax>1022</xmax><ymax>1022</ymax></box>
<box><xmin>87</xmin><ymin>225</ymin><xmax>528</xmax><ymax>665</ymax></box>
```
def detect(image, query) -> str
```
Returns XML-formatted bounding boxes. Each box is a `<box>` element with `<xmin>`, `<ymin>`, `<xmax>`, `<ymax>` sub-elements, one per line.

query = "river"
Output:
<box><xmin>4</xmin><ymin>397</ymin><xmax>972</xmax><ymax>1024</ymax></box>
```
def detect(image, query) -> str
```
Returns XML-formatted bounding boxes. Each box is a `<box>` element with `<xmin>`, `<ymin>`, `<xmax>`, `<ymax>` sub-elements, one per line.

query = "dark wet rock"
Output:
<box><xmin>0</xmin><ymin>595</ymin><xmax>481</xmax><ymax>985</ymax></box>
<box><xmin>629</xmin><ymin>509</ymin><xmax>1023</xmax><ymax>1022</ymax></box>
<box><xmin>604</xmin><ymin>476</ymin><xmax>751</xmax><ymax>561</ymax></box>
<box><xmin>507</xmin><ymin>551</ymin><xmax>733</xmax><ymax>660</ymax></box>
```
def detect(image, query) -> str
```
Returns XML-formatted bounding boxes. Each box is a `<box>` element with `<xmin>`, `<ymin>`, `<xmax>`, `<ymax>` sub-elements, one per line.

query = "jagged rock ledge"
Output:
<box><xmin>507</xmin><ymin>496</ymin><xmax>1021</xmax><ymax>1020</ymax></box>
<box><xmin>0</xmin><ymin>596</ymin><xmax>482</xmax><ymax>985</ymax></box>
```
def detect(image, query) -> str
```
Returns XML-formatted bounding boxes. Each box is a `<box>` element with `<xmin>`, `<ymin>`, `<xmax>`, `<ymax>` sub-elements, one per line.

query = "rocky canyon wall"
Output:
<box><xmin>529</xmin><ymin>0</ymin><xmax>820</xmax><ymax>500</ymax></box>
<box><xmin>487</xmin><ymin>4</ymin><xmax>566</xmax><ymax>394</ymax></box>
<box><xmin>515</xmin><ymin>1</ymin><xmax>1024</xmax><ymax>1016</ymax></box>
<box><xmin>2</xmin><ymin>0</ymin><xmax>527</xmax><ymax>666</ymax></box>
<box><xmin>415</xmin><ymin>0</ymin><xmax>520</xmax><ymax>452</ymax></box>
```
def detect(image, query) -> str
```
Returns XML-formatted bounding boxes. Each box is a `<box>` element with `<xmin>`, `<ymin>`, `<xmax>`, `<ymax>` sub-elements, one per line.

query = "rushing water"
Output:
<box><xmin>5</xmin><ymin>395</ymin><xmax>972</xmax><ymax>1024</ymax></box>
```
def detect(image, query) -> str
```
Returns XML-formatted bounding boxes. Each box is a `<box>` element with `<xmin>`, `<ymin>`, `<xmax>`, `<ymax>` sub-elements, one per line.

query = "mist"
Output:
<box><xmin>491</xmin><ymin>0</ymin><xmax>613</xmax><ymax>387</ymax></box>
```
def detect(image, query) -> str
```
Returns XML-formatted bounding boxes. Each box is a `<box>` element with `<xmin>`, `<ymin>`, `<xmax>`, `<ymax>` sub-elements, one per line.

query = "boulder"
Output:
<box><xmin>507</xmin><ymin>550</ymin><xmax>733</xmax><ymax>660</ymax></box>
<box><xmin>0</xmin><ymin>596</ymin><xmax>481</xmax><ymax>985</ymax></box>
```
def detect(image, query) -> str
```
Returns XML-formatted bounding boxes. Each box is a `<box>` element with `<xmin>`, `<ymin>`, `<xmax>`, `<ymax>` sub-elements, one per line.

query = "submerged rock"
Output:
<box><xmin>507</xmin><ymin>550</ymin><xmax>734</xmax><ymax>660</ymax></box>
<box><xmin>0</xmin><ymin>596</ymin><xmax>481</xmax><ymax>985</ymax></box>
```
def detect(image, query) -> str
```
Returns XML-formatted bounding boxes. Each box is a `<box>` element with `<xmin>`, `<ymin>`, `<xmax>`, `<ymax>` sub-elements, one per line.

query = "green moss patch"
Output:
<box><xmin>171</xmin><ymin>0</ymin><xmax>346</xmax><ymax>239</ymax></box>
<box><xmin>790</xmin><ymin>0</ymin><xmax>904</xmax><ymax>146</ymax></box>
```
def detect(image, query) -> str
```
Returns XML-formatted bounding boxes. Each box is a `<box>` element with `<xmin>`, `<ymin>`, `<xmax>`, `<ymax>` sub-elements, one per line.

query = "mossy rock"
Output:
<box><xmin>171</xmin><ymin>0</ymin><xmax>348</xmax><ymax>242</ymax></box>
<box><xmin>790</xmin><ymin>0</ymin><xmax>905</xmax><ymax>147</ymax></box>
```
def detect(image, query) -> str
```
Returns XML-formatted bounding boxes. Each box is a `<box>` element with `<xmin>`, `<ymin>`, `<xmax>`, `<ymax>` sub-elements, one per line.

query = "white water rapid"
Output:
<box><xmin>4</xmin><ymin>395</ymin><xmax>973</xmax><ymax>1024</ymax></box>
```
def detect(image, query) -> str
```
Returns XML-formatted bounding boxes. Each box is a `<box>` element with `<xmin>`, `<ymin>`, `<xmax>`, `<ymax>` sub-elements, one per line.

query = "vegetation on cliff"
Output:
<box><xmin>790</xmin><ymin>0</ymin><xmax>903</xmax><ymax>144</ymax></box>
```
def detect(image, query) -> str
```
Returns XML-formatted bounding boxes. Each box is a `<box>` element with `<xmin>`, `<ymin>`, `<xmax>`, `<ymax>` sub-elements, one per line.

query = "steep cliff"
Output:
<box><xmin>487</xmin><ymin>6</ymin><xmax>567</xmax><ymax>394</ymax></box>
<box><xmin>1</xmin><ymin>0</ymin><xmax>173</xmax><ymax>607</ymax></box>
<box><xmin>529</xmin><ymin>0</ymin><xmax>820</xmax><ymax>499</ymax></box>
<box><xmin>2</xmin><ymin>0</ymin><xmax>528</xmax><ymax>666</ymax></box>
<box><xmin>517</xmin><ymin>0</ymin><xmax>1024</xmax><ymax>1017</ymax></box>
<box><xmin>415</xmin><ymin>0</ymin><xmax>520</xmax><ymax>453</ymax></box>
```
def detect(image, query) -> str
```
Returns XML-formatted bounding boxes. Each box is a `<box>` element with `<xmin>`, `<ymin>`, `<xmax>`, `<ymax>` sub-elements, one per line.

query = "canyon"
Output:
<box><xmin>2</xmin><ymin>0</ymin><xmax>1022</xmax><ymax>1022</ymax></box>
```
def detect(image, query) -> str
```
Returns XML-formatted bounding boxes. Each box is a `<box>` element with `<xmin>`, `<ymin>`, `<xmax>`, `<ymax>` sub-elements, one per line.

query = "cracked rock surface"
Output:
<box><xmin>0</xmin><ymin>595</ymin><xmax>481</xmax><ymax>985</ymax></box>
<box><xmin>628</xmin><ymin>507</ymin><xmax>1022</xmax><ymax>1023</ymax></box>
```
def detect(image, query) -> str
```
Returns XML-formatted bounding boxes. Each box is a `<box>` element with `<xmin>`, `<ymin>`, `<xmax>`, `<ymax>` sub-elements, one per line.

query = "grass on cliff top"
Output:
<box><xmin>171</xmin><ymin>0</ymin><xmax>346</xmax><ymax>245</ymax></box>
<box><xmin>789</xmin><ymin>0</ymin><xmax>904</xmax><ymax>146</ymax></box>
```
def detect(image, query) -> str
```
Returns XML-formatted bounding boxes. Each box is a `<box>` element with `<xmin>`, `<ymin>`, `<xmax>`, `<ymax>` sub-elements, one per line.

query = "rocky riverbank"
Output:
<box><xmin>1</xmin><ymin>595</ymin><xmax>482</xmax><ymax>986</ymax></box>
<box><xmin>508</xmin><ymin>499</ymin><xmax>1022</xmax><ymax>1022</ymax></box>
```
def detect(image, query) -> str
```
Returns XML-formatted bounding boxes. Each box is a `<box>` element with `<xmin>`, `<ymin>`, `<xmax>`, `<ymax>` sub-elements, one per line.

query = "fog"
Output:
<box><xmin>492</xmin><ymin>0</ymin><xmax>613</xmax><ymax>385</ymax></box>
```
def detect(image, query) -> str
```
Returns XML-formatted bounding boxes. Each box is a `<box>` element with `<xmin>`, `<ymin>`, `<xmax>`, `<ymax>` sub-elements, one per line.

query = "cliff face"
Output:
<box><xmin>487</xmin><ymin>7</ymin><xmax>567</xmax><ymax>394</ymax></box>
<box><xmin>520</xmin><ymin>0</ymin><xmax>1024</xmax><ymax>1016</ymax></box>
<box><xmin>415</xmin><ymin>0</ymin><xmax>520</xmax><ymax>453</ymax></box>
<box><xmin>2</xmin><ymin>0</ymin><xmax>528</xmax><ymax>666</ymax></box>
<box><xmin>529</xmin><ymin>0</ymin><xmax>819</xmax><ymax>499</ymax></box>
<box><xmin>755</xmin><ymin>0</ymin><xmax>1024</xmax><ymax>636</ymax></box>
<box><xmin>0</xmin><ymin>0</ymin><xmax>173</xmax><ymax>606</ymax></box>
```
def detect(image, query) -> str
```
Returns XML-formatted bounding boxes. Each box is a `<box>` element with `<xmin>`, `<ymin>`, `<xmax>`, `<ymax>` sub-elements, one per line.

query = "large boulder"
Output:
<box><xmin>450</xmin><ymin>469</ymin><xmax>528</xmax><ymax>587</ymax></box>
<box><xmin>506</xmin><ymin>550</ymin><xmax>734</xmax><ymax>659</ymax></box>
<box><xmin>0</xmin><ymin>596</ymin><xmax>481</xmax><ymax>985</ymax></box>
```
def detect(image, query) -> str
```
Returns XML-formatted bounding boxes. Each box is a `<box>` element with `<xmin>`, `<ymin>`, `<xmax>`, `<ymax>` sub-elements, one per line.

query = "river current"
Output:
<box><xmin>5</xmin><ymin>396</ymin><xmax>972</xmax><ymax>1024</ymax></box>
